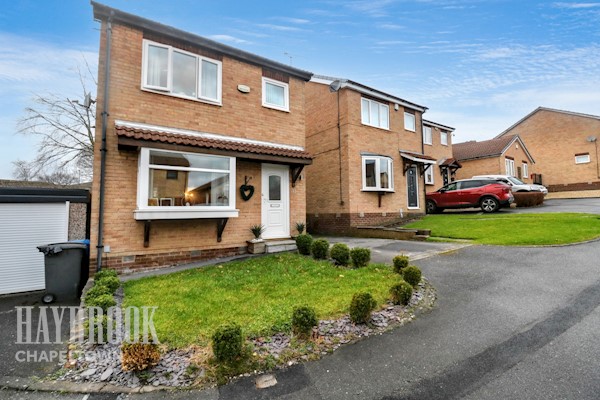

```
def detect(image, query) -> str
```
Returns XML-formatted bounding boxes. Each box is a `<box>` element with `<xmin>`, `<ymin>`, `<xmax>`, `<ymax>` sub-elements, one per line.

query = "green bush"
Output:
<box><xmin>403</xmin><ymin>265</ymin><xmax>422</xmax><ymax>287</ymax></box>
<box><xmin>296</xmin><ymin>234</ymin><xmax>313</xmax><ymax>255</ymax></box>
<box><xmin>83</xmin><ymin>284</ymin><xmax>112</xmax><ymax>304</ymax></box>
<box><xmin>291</xmin><ymin>305</ymin><xmax>318</xmax><ymax>338</ymax></box>
<box><xmin>349</xmin><ymin>292</ymin><xmax>377</xmax><ymax>324</ymax></box>
<box><xmin>330</xmin><ymin>243</ymin><xmax>350</xmax><ymax>266</ymax></box>
<box><xmin>83</xmin><ymin>314</ymin><xmax>111</xmax><ymax>343</ymax></box>
<box><xmin>390</xmin><ymin>281</ymin><xmax>413</xmax><ymax>305</ymax></box>
<box><xmin>392</xmin><ymin>255</ymin><xmax>409</xmax><ymax>274</ymax></box>
<box><xmin>350</xmin><ymin>247</ymin><xmax>371</xmax><ymax>268</ymax></box>
<box><xmin>212</xmin><ymin>323</ymin><xmax>243</xmax><ymax>362</ymax></box>
<box><xmin>85</xmin><ymin>293</ymin><xmax>116</xmax><ymax>311</ymax></box>
<box><xmin>95</xmin><ymin>275</ymin><xmax>120</xmax><ymax>293</ymax></box>
<box><xmin>94</xmin><ymin>269</ymin><xmax>118</xmax><ymax>280</ymax></box>
<box><xmin>311</xmin><ymin>239</ymin><xmax>330</xmax><ymax>260</ymax></box>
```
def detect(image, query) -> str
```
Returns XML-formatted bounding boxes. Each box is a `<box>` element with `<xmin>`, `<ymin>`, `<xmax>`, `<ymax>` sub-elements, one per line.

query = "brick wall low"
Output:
<box><xmin>307</xmin><ymin>212</ymin><xmax>423</xmax><ymax>235</ymax></box>
<box><xmin>89</xmin><ymin>245</ymin><xmax>248</xmax><ymax>275</ymax></box>
<box><xmin>547</xmin><ymin>181</ymin><xmax>600</xmax><ymax>192</ymax></box>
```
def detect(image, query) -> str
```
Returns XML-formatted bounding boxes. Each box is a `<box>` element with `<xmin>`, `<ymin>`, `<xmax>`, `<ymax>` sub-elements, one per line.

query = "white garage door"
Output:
<box><xmin>0</xmin><ymin>203</ymin><xmax>69</xmax><ymax>295</ymax></box>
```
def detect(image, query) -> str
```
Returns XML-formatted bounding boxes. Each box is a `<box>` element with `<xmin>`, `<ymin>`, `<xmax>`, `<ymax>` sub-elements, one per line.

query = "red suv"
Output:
<box><xmin>426</xmin><ymin>179</ymin><xmax>513</xmax><ymax>213</ymax></box>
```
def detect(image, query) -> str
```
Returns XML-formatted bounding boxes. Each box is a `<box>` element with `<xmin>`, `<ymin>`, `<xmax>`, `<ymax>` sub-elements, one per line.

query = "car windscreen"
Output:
<box><xmin>508</xmin><ymin>177</ymin><xmax>525</xmax><ymax>185</ymax></box>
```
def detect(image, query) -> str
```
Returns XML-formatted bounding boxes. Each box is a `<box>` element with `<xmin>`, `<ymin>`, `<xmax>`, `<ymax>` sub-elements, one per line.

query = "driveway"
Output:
<box><xmin>4</xmin><ymin>239</ymin><xmax>600</xmax><ymax>399</ymax></box>
<box><xmin>444</xmin><ymin>197</ymin><xmax>600</xmax><ymax>215</ymax></box>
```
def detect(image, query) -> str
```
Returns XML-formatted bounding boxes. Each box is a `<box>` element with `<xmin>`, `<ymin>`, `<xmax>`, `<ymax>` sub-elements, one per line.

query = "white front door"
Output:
<box><xmin>261</xmin><ymin>164</ymin><xmax>290</xmax><ymax>239</ymax></box>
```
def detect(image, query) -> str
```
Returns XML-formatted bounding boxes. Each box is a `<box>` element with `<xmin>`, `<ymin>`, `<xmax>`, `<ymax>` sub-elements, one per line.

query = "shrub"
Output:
<box><xmin>403</xmin><ymin>265</ymin><xmax>422</xmax><ymax>287</ymax></box>
<box><xmin>83</xmin><ymin>284</ymin><xmax>112</xmax><ymax>304</ymax></box>
<box><xmin>250</xmin><ymin>224</ymin><xmax>265</xmax><ymax>240</ymax></box>
<box><xmin>212</xmin><ymin>324</ymin><xmax>243</xmax><ymax>362</ymax></box>
<box><xmin>392</xmin><ymin>255</ymin><xmax>409</xmax><ymax>274</ymax></box>
<box><xmin>94</xmin><ymin>269</ymin><xmax>118</xmax><ymax>280</ymax></box>
<box><xmin>85</xmin><ymin>293</ymin><xmax>116</xmax><ymax>311</ymax></box>
<box><xmin>296</xmin><ymin>234</ymin><xmax>313</xmax><ymax>255</ymax></box>
<box><xmin>311</xmin><ymin>239</ymin><xmax>329</xmax><ymax>260</ymax></box>
<box><xmin>350</xmin><ymin>247</ymin><xmax>371</xmax><ymax>268</ymax></box>
<box><xmin>291</xmin><ymin>305</ymin><xmax>318</xmax><ymax>338</ymax></box>
<box><xmin>513</xmin><ymin>192</ymin><xmax>544</xmax><ymax>207</ymax></box>
<box><xmin>330</xmin><ymin>243</ymin><xmax>350</xmax><ymax>266</ymax></box>
<box><xmin>95</xmin><ymin>275</ymin><xmax>120</xmax><ymax>293</ymax></box>
<box><xmin>349</xmin><ymin>292</ymin><xmax>377</xmax><ymax>324</ymax></box>
<box><xmin>390</xmin><ymin>281</ymin><xmax>413</xmax><ymax>305</ymax></box>
<box><xmin>83</xmin><ymin>314</ymin><xmax>111</xmax><ymax>343</ymax></box>
<box><xmin>121</xmin><ymin>342</ymin><xmax>161</xmax><ymax>371</ymax></box>
<box><xmin>295</xmin><ymin>222</ymin><xmax>306</xmax><ymax>235</ymax></box>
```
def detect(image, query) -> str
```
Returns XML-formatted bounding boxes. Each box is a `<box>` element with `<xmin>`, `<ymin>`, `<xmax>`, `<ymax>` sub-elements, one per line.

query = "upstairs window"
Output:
<box><xmin>404</xmin><ymin>112</ymin><xmax>416</xmax><ymax>132</ymax></box>
<box><xmin>440</xmin><ymin>131</ymin><xmax>448</xmax><ymax>146</ymax></box>
<box><xmin>423</xmin><ymin>126</ymin><xmax>433</xmax><ymax>145</ymax></box>
<box><xmin>575</xmin><ymin>153</ymin><xmax>590</xmax><ymax>164</ymax></box>
<box><xmin>361</xmin><ymin>98</ymin><xmax>389</xmax><ymax>130</ymax></box>
<box><xmin>262</xmin><ymin>77</ymin><xmax>289</xmax><ymax>111</ymax></box>
<box><xmin>362</xmin><ymin>155</ymin><xmax>394</xmax><ymax>191</ymax></box>
<box><xmin>142</xmin><ymin>40</ymin><xmax>222</xmax><ymax>104</ymax></box>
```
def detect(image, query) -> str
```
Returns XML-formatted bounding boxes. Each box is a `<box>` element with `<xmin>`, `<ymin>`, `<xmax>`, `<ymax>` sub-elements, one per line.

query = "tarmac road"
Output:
<box><xmin>3</xmin><ymin>237</ymin><xmax>600</xmax><ymax>399</ymax></box>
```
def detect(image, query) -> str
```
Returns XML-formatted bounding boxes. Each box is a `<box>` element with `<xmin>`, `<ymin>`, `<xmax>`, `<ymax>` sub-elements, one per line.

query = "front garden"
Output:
<box><xmin>61</xmin><ymin>236</ymin><xmax>434</xmax><ymax>388</ymax></box>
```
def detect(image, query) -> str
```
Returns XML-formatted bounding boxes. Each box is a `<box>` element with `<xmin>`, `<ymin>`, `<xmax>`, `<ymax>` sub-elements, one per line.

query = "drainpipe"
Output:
<box><xmin>337</xmin><ymin>90</ymin><xmax>344</xmax><ymax>206</ymax></box>
<box><xmin>96</xmin><ymin>12</ymin><xmax>113</xmax><ymax>271</ymax></box>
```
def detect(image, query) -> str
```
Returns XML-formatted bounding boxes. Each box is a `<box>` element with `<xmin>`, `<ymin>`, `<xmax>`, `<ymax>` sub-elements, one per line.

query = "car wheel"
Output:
<box><xmin>42</xmin><ymin>293</ymin><xmax>55</xmax><ymax>304</ymax></box>
<box><xmin>426</xmin><ymin>200</ymin><xmax>438</xmax><ymax>214</ymax></box>
<box><xmin>480</xmin><ymin>197</ymin><xmax>499</xmax><ymax>213</ymax></box>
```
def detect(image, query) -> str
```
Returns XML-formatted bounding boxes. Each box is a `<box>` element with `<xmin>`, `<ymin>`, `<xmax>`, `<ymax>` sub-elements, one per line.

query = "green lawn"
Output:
<box><xmin>123</xmin><ymin>253</ymin><xmax>398</xmax><ymax>348</ymax></box>
<box><xmin>405</xmin><ymin>213</ymin><xmax>600</xmax><ymax>245</ymax></box>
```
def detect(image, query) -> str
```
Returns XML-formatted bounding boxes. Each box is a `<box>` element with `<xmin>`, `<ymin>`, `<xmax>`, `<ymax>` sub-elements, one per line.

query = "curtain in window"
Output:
<box><xmin>365</xmin><ymin>160</ymin><xmax>376</xmax><ymax>187</ymax></box>
<box><xmin>265</xmin><ymin>82</ymin><xmax>285</xmax><ymax>106</ymax></box>
<box><xmin>379</xmin><ymin>159</ymin><xmax>389</xmax><ymax>188</ymax></box>
<box><xmin>201</xmin><ymin>60</ymin><xmax>218</xmax><ymax>100</ymax></box>
<box><xmin>146</xmin><ymin>45</ymin><xmax>168</xmax><ymax>88</ymax></box>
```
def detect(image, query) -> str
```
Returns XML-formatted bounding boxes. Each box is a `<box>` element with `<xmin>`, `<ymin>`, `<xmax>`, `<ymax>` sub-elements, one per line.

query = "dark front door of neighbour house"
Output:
<box><xmin>407</xmin><ymin>165</ymin><xmax>419</xmax><ymax>208</ymax></box>
<box><xmin>442</xmin><ymin>168</ymin><xmax>449</xmax><ymax>186</ymax></box>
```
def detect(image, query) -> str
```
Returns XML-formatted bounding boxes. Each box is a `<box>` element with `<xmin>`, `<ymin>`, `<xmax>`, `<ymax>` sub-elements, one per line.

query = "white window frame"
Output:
<box><xmin>262</xmin><ymin>77</ymin><xmax>290</xmax><ymax>112</ymax></box>
<box><xmin>423</xmin><ymin>126</ymin><xmax>432</xmax><ymax>145</ymax></box>
<box><xmin>404</xmin><ymin>112</ymin><xmax>416</xmax><ymax>132</ymax></box>
<box><xmin>505</xmin><ymin>158</ymin><xmax>515</xmax><ymax>177</ymax></box>
<box><xmin>575</xmin><ymin>154</ymin><xmax>591</xmax><ymax>164</ymax></box>
<box><xmin>522</xmin><ymin>163</ymin><xmax>529</xmax><ymax>179</ymax></box>
<box><xmin>134</xmin><ymin>147</ymin><xmax>238</xmax><ymax>220</ymax></box>
<box><xmin>440</xmin><ymin>131</ymin><xmax>448</xmax><ymax>146</ymax></box>
<box><xmin>361</xmin><ymin>98</ymin><xmax>390</xmax><ymax>130</ymax></box>
<box><xmin>141</xmin><ymin>39</ymin><xmax>222</xmax><ymax>105</ymax></box>
<box><xmin>424</xmin><ymin>165</ymin><xmax>434</xmax><ymax>185</ymax></box>
<box><xmin>361</xmin><ymin>155</ymin><xmax>394</xmax><ymax>192</ymax></box>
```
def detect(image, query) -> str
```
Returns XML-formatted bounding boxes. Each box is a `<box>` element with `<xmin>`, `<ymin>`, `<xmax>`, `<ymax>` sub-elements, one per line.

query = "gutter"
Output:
<box><xmin>95</xmin><ymin>11</ymin><xmax>113</xmax><ymax>271</ymax></box>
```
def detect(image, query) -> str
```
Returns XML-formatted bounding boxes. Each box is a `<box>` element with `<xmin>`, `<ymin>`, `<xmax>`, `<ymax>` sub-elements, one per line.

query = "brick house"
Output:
<box><xmin>422</xmin><ymin>119</ymin><xmax>460</xmax><ymax>188</ymax></box>
<box><xmin>453</xmin><ymin>135</ymin><xmax>535</xmax><ymax>181</ymax></box>
<box><xmin>90</xmin><ymin>2</ymin><xmax>312</xmax><ymax>272</ymax></box>
<box><xmin>495</xmin><ymin>107</ymin><xmax>600</xmax><ymax>192</ymax></box>
<box><xmin>304</xmin><ymin>76</ymin><xmax>455</xmax><ymax>234</ymax></box>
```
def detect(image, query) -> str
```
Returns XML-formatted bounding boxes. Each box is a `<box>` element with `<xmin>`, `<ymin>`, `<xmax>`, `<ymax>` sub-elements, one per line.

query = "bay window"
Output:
<box><xmin>362</xmin><ymin>155</ymin><xmax>394</xmax><ymax>191</ymax></box>
<box><xmin>142</xmin><ymin>40</ymin><xmax>222</xmax><ymax>104</ymax></box>
<box><xmin>135</xmin><ymin>148</ymin><xmax>237</xmax><ymax>220</ymax></box>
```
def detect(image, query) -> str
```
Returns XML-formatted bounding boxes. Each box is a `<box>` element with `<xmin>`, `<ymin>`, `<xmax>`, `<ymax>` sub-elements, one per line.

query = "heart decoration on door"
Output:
<box><xmin>240</xmin><ymin>176</ymin><xmax>255</xmax><ymax>201</ymax></box>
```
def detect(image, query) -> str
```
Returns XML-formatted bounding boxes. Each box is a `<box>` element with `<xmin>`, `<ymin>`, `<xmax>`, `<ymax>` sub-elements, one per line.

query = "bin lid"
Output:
<box><xmin>37</xmin><ymin>242</ymin><xmax>88</xmax><ymax>255</ymax></box>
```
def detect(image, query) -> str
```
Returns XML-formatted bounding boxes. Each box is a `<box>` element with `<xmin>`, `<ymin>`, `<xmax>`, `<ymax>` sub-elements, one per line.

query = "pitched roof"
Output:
<box><xmin>115</xmin><ymin>121</ymin><xmax>313</xmax><ymax>162</ymax></box>
<box><xmin>91</xmin><ymin>2</ymin><xmax>312</xmax><ymax>81</ymax></box>
<box><xmin>496</xmin><ymin>107</ymin><xmax>600</xmax><ymax>138</ymax></box>
<box><xmin>453</xmin><ymin>135</ymin><xmax>532</xmax><ymax>161</ymax></box>
<box><xmin>423</xmin><ymin>119</ymin><xmax>455</xmax><ymax>132</ymax></box>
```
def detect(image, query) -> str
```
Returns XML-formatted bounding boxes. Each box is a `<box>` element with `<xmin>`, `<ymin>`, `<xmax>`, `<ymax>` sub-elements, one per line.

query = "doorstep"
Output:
<box><xmin>265</xmin><ymin>239</ymin><xmax>297</xmax><ymax>254</ymax></box>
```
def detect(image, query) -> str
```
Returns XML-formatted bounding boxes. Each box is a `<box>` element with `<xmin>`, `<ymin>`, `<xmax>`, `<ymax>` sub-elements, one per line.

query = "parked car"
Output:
<box><xmin>472</xmin><ymin>175</ymin><xmax>548</xmax><ymax>195</ymax></box>
<box><xmin>426</xmin><ymin>179</ymin><xmax>514</xmax><ymax>213</ymax></box>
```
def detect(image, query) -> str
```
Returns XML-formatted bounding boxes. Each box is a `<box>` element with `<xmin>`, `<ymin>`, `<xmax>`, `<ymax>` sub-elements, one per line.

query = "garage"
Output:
<box><xmin>0</xmin><ymin>184</ymin><xmax>90</xmax><ymax>295</ymax></box>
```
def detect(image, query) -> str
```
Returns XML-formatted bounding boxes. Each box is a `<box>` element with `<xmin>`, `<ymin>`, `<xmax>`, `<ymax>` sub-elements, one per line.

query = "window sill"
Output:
<box><xmin>134</xmin><ymin>208</ymin><xmax>239</xmax><ymax>220</ymax></box>
<box><xmin>361</xmin><ymin>188</ymin><xmax>395</xmax><ymax>193</ymax></box>
<box><xmin>262</xmin><ymin>103</ymin><xmax>290</xmax><ymax>113</ymax></box>
<box><xmin>424</xmin><ymin>142</ymin><xmax>433</xmax><ymax>146</ymax></box>
<box><xmin>141</xmin><ymin>87</ymin><xmax>222</xmax><ymax>107</ymax></box>
<box><xmin>360</xmin><ymin>122</ymin><xmax>390</xmax><ymax>131</ymax></box>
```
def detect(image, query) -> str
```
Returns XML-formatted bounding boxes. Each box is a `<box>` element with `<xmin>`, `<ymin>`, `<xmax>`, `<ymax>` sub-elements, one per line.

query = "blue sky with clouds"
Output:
<box><xmin>1</xmin><ymin>0</ymin><xmax>600</xmax><ymax>179</ymax></box>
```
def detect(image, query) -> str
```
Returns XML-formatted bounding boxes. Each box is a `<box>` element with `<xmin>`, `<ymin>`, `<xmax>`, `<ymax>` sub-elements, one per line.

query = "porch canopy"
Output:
<box><xmin>399</xmin><ymin>150</ymin><xmax>437</xmax><ymax>176</ymax></box>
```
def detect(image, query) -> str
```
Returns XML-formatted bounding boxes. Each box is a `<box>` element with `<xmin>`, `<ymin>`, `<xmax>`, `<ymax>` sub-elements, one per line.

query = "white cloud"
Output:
<box><xmin>207</xmin><ymin>34</ymin><xmax>251</xmax><ymax>44</ymax></box>
<box><xmin>344</xmin><ymin>0</ymin><xmax>396</xmax><ymax>17</ymax></box>
<box><xmin>257</xmin><ymin>23</ymin><xmax>305</xmax><ymax>32</ymax></box>
<box><xmin>552</xmin><ymin>2</ymin><xmax>600</xmax><ymax>8</ymax></box>
<box><xmin>274</xmin><ymin>17</ymin><xmax>311</xmax><ymax>24</ymax></box>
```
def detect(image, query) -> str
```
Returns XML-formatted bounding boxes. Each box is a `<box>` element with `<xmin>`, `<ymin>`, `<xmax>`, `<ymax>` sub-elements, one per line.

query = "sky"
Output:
<box><xmin>1</xmin><ymin>0</ymin><xmax>600</xmax><ymax>179</ymax></box>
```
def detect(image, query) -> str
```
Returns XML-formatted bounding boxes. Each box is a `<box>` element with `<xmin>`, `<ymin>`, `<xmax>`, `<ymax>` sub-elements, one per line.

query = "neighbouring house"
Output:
<box><xmin>90</xmin><ymin>2</ymin><xmax>313</xmax><ymax>272</ymax></box>
<box><xmin>495</xmin><ymin>107</ymin><xmax>600</xmax><ymax>192</ymax></box>
<box><xmin>0</xmin><ymin>180</ymin><xmax>90</xmax><ymax>294</ymax></box>
<box><xmin>422</xmin><ymin>119</ymin><xmax>460</xmax><ymax>188</ymax></box>
<box><xmin>453</xmin><ymin>135</ymin><xmax>535</xmax><ymax>181</ymax></box>
<box><xmin>304</xmin><ymin>76</ymin><xmax>456</xmax><ymax>235</ymax></box>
